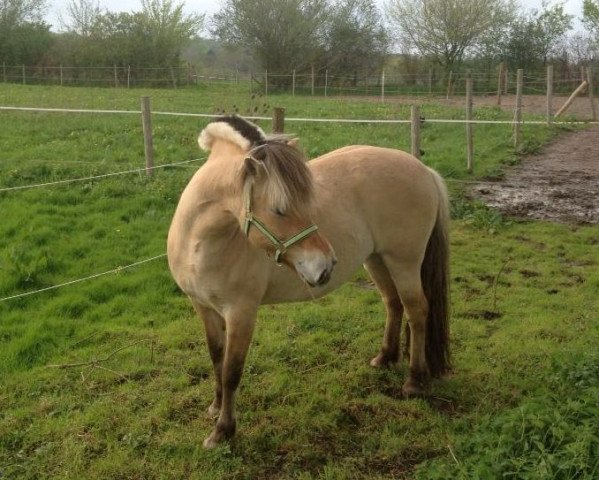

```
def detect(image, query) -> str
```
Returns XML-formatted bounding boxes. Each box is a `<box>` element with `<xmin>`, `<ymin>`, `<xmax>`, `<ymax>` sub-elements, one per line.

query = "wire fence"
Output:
<box><xmin>2</xmin><ymin>63</ymin><xmax>597</xmax><ymax>97</ymax></box>
<box><xmin>1</xmin><ymin>95</ymin><xmax>597</xmax><ymax>304</ymax></box>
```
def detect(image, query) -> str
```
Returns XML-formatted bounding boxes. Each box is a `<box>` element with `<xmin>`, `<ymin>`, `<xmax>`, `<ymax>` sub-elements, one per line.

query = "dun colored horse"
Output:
<box><xmin>167</xmin><ymin>115</ymin><xmax>450</xmax><ymax>448</ymax></box>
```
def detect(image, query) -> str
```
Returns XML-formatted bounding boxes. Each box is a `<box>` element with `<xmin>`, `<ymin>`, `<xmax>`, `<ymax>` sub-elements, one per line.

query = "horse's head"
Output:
<box><xmin>240</xmin><ymin>140</ymin><xmax>336</xmax><ymax>287</ymax></box>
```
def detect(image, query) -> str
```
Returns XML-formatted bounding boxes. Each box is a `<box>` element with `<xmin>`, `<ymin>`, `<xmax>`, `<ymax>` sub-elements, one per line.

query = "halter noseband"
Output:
<box><xmin>243</xmin><ymin>179</ymin><xmax>318</xmax><ymax>264</ymax></box>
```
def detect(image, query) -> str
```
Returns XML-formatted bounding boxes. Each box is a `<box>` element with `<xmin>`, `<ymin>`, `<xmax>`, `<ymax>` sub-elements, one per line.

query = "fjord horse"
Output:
<box><xmin>167</xmin><ymin>116</ymin><xmax>450</xmax><ymax>448</ymax></box>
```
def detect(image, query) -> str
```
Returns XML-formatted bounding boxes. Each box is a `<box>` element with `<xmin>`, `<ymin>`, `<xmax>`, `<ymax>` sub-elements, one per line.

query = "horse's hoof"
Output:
<box><xmin>202</xmin><ymin>422</ymin><xmax>236</xmax><ymax>449</ymax></box>
<box><xmin>401</xmin><ymin>378</ymin><xmax>428</xmax><ymax>398</ymax></box>
<box><xmin>206</xmin><ymin>402</ymin><xmax>220</xmax><ymax>418</ymax></box>
<box><xmin>203</xmin><ymin>431</ymin><xmax>221</xmax><ymax>449</ymax></box>
<box><xmin>370</xmin><ymin>352</ymin><xmax>398</xmax><ymax>368</ymax></box>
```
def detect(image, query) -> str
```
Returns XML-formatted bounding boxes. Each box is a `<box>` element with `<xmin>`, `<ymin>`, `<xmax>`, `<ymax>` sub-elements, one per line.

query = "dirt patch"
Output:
<box><xmin>472</xmin><ymin>125</ymin><xmax>599</xmax><ymax>224</ymax></box>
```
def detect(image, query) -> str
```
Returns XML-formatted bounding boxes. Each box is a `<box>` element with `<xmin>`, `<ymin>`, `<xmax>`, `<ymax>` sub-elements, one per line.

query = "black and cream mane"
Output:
<box><xmin>198</xmin><ymin>115</ymin><xmax>314</xmax><ymax>211</ymax></box>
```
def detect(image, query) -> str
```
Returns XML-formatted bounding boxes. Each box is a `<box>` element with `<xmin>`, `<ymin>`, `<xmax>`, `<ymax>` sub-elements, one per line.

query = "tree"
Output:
<box><xmin>211</xmin><ymin>0</ymin><xmax>330</xmax><ymax>73</ymax></box>
<box><xmin>501</xmin><ymin>2</ymin><xmax>572</xmax><ymax>69</ymax></box>
<box><xmin>0</xmin><ymin>0</ymin><xmax>51</xmax><ymax>63</ymax></box>
<box><xmin>325</xmin><ymin>0</ymin><xmax>389</xmax><ymax>81</ymax></box>
<box><xmin>62</xmin><ymin>0</ymin><xmax>100</xmax><ymax>36</ymax></box>
<box><xmin>138</xmin><ymin>0</ymin><xmax>204</xmax><ymax>66</ymax></box>
<box><xmin>583</xmin><ymin>0</ymin><xmax>599</xmax><ymax>35</ymax></box>
<box><xmin>386</xmin><ymin>0</ymin><xmax>517</xmax><ymax>72</ymax></box>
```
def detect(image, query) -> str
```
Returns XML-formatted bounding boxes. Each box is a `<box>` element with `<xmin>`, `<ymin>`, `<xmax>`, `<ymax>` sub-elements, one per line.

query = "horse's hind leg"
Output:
<box><xmin>380</xmin><ymin>255</ymin><xmax>430</xmax><ymax>397</ymax></box>
<box><xmin>193</xmin><ymin>303</ymin><xmax>226</xmax><ymax>417</ymax></box>
<box><xmin>365</xmin><ymin>254</ymin><xmax>404</xmax><ymax>368</ymax></box>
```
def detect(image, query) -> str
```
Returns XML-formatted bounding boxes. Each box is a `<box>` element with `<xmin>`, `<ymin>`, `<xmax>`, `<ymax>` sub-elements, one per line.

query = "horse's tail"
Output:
<box><xmin>421</xmin><ymin>167</ymin><xmax>451</xmax><ymax>378</ymax></box>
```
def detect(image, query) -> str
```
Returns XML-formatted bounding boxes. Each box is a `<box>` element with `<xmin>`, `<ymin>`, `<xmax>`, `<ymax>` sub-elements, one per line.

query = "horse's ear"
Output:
<box><xmin>287</xmin><ymin>138</ymin><xmax>299</xmax><ymax>148</ymax></box>
<box><xmin>243</xmin><ymin>156</ymin><xmax>266</xmax><ymax>179</ymax></box>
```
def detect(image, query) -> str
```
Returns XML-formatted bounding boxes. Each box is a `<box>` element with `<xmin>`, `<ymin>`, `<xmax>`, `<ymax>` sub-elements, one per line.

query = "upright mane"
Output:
<box><xmin>198</xmin><ymin>115</ymin><xmax>314</xmax><ymax>212</ymax></box>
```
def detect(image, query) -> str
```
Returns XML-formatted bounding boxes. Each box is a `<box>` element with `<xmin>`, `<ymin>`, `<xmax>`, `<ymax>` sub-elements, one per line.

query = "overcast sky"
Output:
<box><xmin>45</xmin><ymin>0</ymin><xmax>585</xmax><ymax>33</ymax></box>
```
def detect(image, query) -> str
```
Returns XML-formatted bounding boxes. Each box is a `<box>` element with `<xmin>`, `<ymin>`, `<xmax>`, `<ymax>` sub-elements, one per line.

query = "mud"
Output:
<box><xmin>472</xmin><ymin>126</ymin><xmax>599</xmax><ymax>224</ymax></box>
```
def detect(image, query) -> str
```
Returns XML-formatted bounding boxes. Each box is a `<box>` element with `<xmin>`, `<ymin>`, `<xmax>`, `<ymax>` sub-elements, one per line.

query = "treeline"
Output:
<box><xmin>2</xmin><ymin>0</ymin><xmax>599</xmax><ymax>84</ymax></box>
<box><xmin>0</xmin><ymin>0</ymin><xmax>202</xmax><ymax>68</ymax></box>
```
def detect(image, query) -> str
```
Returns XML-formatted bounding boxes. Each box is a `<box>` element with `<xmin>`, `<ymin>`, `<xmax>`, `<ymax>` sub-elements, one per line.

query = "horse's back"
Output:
<box><xmin>310</xmin><ymin>146</ymin><xmax>440</xmax><ymax>263</ymax></box>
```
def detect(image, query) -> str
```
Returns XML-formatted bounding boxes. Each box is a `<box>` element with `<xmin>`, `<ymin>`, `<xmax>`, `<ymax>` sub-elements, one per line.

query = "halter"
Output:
<box><xmin>243</xmin><ymin>179</ymin><xmax>318</xmax><ymax>264</ymax></box>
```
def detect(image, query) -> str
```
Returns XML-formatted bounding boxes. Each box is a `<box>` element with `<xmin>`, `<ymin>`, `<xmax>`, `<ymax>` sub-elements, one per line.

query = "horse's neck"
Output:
<box><xmin>196</xmin><ymin>141</ymin><xmax>246</xmax><ymax>211</ymax></box>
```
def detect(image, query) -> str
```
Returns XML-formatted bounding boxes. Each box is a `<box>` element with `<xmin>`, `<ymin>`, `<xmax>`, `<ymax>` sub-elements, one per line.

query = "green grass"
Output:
<box><xmin>0</xmin><ymin>84</ymin><xmax>597</xmax><ymax>479</ymax></box>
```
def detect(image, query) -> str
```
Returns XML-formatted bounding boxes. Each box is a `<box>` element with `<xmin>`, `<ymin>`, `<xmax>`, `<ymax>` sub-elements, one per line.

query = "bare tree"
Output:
<box><xmin>62</xmin><ymin>0</ymin><xmax>100</xmax><ymax>35</ymax></box>
<box><xmin>386</xmin><ymin>0</ymin><xmax>517</xmax><ymax>72</ymax></box>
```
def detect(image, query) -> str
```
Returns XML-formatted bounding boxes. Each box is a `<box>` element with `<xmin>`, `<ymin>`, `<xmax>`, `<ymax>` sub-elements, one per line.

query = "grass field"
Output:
<box><xmin>1</xmin><ymin>84</ymin><xmax>598</xmax><ymax>479</ymax></box>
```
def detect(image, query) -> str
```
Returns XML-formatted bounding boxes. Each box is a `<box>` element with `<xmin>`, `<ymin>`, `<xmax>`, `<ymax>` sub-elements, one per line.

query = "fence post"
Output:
<box><xmin>504</xmin><ymin>66</ymin><xmax>508</xmax><ymax>95</ymax></box>
<box><xmin>2</xmin><ymin>62</ymin><xmax>5</xmax><ymax>83</ymax></box>
<box><xmin>265</xmin><ymin>69</ymin><xmax>268</xmax><ymax>96</ymax></box>
<box><xmin>466</xmin><ymin>74</ymin><xmax>474</xmax><ymax>173</ymax></box>
<box><xmin>325</xmin><ymin>69</ymin><xmax>328</xmax><ymax>97</ymax></box>
<box><xmin>428</xmin><ymin>68</ymin><xmax>432</xmax><ymax>95</ymax></box>
<box><xmin>272</xmin><ymin>107</ymin><xmax>285</xmax><ymax>133</ymax></box>
<box><xmin>127</xmin><ymin>65</ymin><xmax>131</xmax><ymax>89</ymax></box>
<box><xmin>587</xmin><ymin>66</ymin><xmax>596</xmax><ymax>121</ymax></box>
<box><xmin>411</xmin><ymin>105</ymin><xmax>421</xmax><ymax>160</ymax></box>
<box><xmin>546</xmin><ymin>64</ymin><xmax>554</xmax><ymax>124</ymax></box>
<box><xmin>446</xmin><ymin>71</ymin><xmax>453</xmax><ymax>100</ymax></box>
<box><xmin>497</xmin><ymin>61</ymin><xmax>504</xmax><ymax>105</ymax></box>
<box><xmin>141</xmin><ymin>96</ymin><xmax>154</xmax><ymax>176</ymax></box>
<box><xmin>514</xmin><ymin>69</ymin><xmax>523</xmax><ymax>149</ymax></box>
<box><xmin>22</xmin><ymin>64</ymin><xmax>25</xmax><ymax>84</ymax></box>
<box><xmin>292</xmin><ymin>69</ymin><xmax>295</xmax><ymax>96</ymax></box>
<box><xmin>114</xmin><ymin>64</ymin><xmax>118</xmax><ymax>87</ymax></box>
<box><xmin>170</xmin><ymin>67</ymin><xmax>177</xmax><ymax>89</ymax></box>
<box><xmin>381</xmin><ymin>69</ymin><xmax>385</xmax><ymax>103</ymax></box>
<box><xmin>311</xmin><ymin>65</ymin><xmax>315</xmax><ymax>96</ymax></box>
<box><xmin>59</xmin><ymin>64</ymin><xmax>63</xmax><ymax>86</ymax></box>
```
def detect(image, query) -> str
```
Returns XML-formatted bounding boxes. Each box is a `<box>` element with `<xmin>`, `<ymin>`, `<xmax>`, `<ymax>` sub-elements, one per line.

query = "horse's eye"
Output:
<box><xmin>272</xmin><ymin>208</ymin><xmax>286</xmax><ymax>217</ymax></box>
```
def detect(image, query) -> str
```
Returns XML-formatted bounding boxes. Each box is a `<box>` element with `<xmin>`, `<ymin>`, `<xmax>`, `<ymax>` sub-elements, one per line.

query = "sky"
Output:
<box><xmin>45</xmin><ymin>0</ymin><xmax>585</xmax><ymax>33</ymax></box>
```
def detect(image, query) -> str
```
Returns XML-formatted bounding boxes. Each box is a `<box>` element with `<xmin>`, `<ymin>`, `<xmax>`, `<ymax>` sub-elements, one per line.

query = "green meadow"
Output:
<box><xmin>0</xmin><ymin>84</ymin><xmax>597</xmax><ymax>479</ymax></box>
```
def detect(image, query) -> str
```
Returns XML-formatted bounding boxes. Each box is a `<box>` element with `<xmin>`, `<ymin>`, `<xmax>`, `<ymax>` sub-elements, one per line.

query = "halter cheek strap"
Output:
<box><xmin>243</xmin><ymin>180</ymin><xmax>318</xmax><ymax>264</ymax></box>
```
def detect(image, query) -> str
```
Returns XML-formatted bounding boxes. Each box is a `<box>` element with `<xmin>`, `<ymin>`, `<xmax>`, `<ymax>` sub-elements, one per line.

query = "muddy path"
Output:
<box><xmin>472</xmin><ymin>125</ymin><xmax>599</xmax><ymax>224</ymax></box>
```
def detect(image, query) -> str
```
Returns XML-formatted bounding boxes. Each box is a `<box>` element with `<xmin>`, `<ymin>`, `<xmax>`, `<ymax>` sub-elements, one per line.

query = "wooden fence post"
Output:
<box><xmin>114</xmin><ymin>64</ymin><xmax>118</xmax><ymax>87</ymax></box>
<box><xmin>411</xmin><ymin>105</ymin><xmax>421</xmax><ymax>160</ymax></box>
<box><xmin>466</xmin><ymin>74</ymin><xmax>474</xmax><ymax>173</ymax></box>
<box><xmin>428</xmin><ymin>68</ymin><xmax>432</xmax><ymax>95</ymax></box>
<box><xmin>22</xmin><ymin>64</ymin><xmax>25</xmax><ymax>84</ymax></box>
<box><xmin>381</xmin><ymin>70</ymin><xmax>385</xmax><ymax>103</ymax></box>
<box><xmin>446</xmin><ymin>71</ymin><xmax>453</xmax><ymax>100</ymax></box>
<box><xmin>170</xmin><ymin>67</ymin><xmax>177</xmax><ymax>89</ymax></box>
<box><xmin>265</xmin><ymin>69</ymin><xmax>268</xmax><ymax>96</ymax></box>
<box><xmin>311</xmin><ymin>65</ymin><xmax>315</xmax><ymax>96</ymax></box>
<box><xmin>292</xmin><ymin>69</ymin><xmax>296</xmax><ymax>96</ymax></box>
<box><xmin>514</xmin><ymin>69</ymin><xmax>523</xmax><ymax>149</ymax></box>
<box><xmin>2</xmin><ymin>62</ymin><xmax>5</xmax><ymax>83</ymax></box>
<box><xmin>127</xmin><ymin>65</ymin><xmax>131</xmax><ymax>89</ymax></box>
<box><xmin>546</xmin><ymin>65</ymin><xmax>554</xmax><ymax>124</ymax></box>
<box><xmin>141</xmin><ymin>96</ymin><xmax>154</xmax><ymax>176</ymax></box>
<box><xmin>272</xmin><ymin>107</ymin><xmax>285</xmax><ymax>133</ymax></box>
<box><xmin>587</xmin><ymin>66</ymin><xmax>596</xmax><ymax>121</ymax></box>
<box><xmin>504</xmin><ymin>66</ymin><xmax>508</xmax><ymax>94</ymax></box>
<box><xmin>60</xmin><ymin>64</ymin><xmax>63</xmax><ymax>86</ymax></box>
<box><xmin>497</xmin><ymin>62</ymin><xmax>504</xmax><ymax>105</ymax></box>
<box><xmin>325</xmin><ymin>69</ymin><xmax>328</xmax><ymax>97</ymax></box>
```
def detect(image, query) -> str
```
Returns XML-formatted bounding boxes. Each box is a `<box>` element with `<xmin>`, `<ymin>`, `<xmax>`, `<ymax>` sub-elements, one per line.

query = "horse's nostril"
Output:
<box><xmin>332</xmin><ymin>257</ymin><xmax>338</xmax><ymax>266</ymax></box>
<box><xmin>317</xmin><ymin>270</ymin><xmax>331</xmax><ymax>286</ymax></box>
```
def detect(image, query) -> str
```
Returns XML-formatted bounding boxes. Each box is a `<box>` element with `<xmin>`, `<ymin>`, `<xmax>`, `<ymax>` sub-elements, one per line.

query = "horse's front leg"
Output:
<box><xmin>203</xmin><ymin>304</ymin><xmax>257</xmax><ymax>449</ymax></box>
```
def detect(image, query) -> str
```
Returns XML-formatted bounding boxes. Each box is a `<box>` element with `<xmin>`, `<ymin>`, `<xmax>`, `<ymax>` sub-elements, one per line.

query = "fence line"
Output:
<box><xmin>2</xmin><ymin>105</ymin><xmax>596</xmax><ymax>126</ymax></box>
<box><xmin>0</xmin><ymin>158</ymin><xmax>203</xmax><ymax>193</ymax></box>
<box><xmin>0</xmin><ymin>254</ymin><xmax>167</xmax><ymax>303</ymax></box>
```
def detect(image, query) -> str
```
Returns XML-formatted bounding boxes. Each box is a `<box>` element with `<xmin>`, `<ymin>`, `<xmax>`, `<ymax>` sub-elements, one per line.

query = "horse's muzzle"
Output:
<box><xmin>300</xmin><ymin>255</ymin><xmax>336</xmax><ymax>287</ymax></box>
